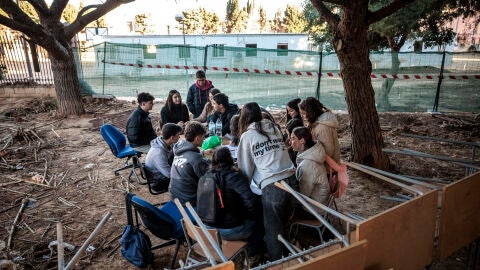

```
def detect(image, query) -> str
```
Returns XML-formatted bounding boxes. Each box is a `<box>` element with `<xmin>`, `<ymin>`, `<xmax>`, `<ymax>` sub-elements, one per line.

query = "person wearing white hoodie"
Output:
<box><xmin>298</xmin><ymin>97</ymin><xmax>340</xmax><ymax>163</ymax></box>
<box><xmin>290</xmin><ymin>126</ymin><xmax>330</xmax><ymax>206</ymax></box>
<box><xmin>237</xmin><ymin>102</ymin><xmax>296</xmax><ymax>261</ymax></box>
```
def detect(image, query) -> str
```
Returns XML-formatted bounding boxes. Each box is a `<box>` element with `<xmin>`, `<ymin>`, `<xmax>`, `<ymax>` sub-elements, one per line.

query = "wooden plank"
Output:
<box><xmin>287</xmin><ymin>240</ymin><xmax>367</xmax><ymax>270</ymax></box>
<box><xmin>206</xmin><ymin>261</ymin><xmax>234</xmax><ymax>270</ymax></box>
<box><xmin>357</xmin><ymin>190</ymin><xmax>438</xmax><ymax>270</ymax></box>
<box><xmin>438</xmin><ymin>172</ymin><xmax>480</xmax><ymax>260</ymax></box>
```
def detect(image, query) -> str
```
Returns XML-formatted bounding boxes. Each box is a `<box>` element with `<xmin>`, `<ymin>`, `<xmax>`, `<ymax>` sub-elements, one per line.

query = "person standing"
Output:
<box><xmin>298</xmin><ymin>97</ymin><xmax>340</xmax><ymax>163</ymax></box>
<box><xmin>187</xmin><ymin>70</ymin><xmax>215</xmax><ymax>118</ymax></box>
<box><xmin>160</xmin><ymin>90</ymin><xmax>189</xmax><ymax>128</ymax></box>
<box><xmin>169</xmin><ymin>121</ymin><xmax>209</xmax><ymax>206</ymax></box>
<box><xmin>144</xmin><ymin>123</ymin><xmax>183</xmax><ymax>192</ymax></box>
<box><xmin>207</xmin><ymin>93</ymin><xmax>239</xmax><ymax>136</ymax></box>
<box><xmin>236</xmin><ymin>102</ymin><xmax>296</xmax><ymax>261</ymax></box>
<box><xmin>126</xmin><ymin>92</ymin><xmax>157</xmax><ymax>147</ymax></box>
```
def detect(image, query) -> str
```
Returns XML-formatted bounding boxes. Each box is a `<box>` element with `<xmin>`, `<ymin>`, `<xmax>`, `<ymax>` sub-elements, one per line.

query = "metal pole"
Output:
<box><xmin>182</xmin><ymin>20</ymin><xmax>188</xmax><ymax>90</ymax></box>
<box><xmin>102</xmin><ymin>42</ymin><xmax>106</xmax><ymax>95</ymax></box>
<box><xmin>280</xmin><ymin>180</ymin><xmax>349</xmax><ymax>247</ymax></box>
<box><xmin>432</xmin><ymin>51</ymin><xmax>446</xmax><ymax>112</ymax></box>
<box><xmin>173</xmin><ymin>199</ymin><xmax>217</xmax><ymax>266</ymax></box>
<box><xmin>316</xmin><ymin>50</ymin><xmax>323</xmax><ymax>99</ymax></box>
<box><xmin>185</xmin><ymin>203</ymin><xmax>227</xmax><ymax>263</ymax></box>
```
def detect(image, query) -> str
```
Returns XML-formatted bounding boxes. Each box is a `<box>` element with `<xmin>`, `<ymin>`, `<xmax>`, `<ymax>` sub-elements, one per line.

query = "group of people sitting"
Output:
<box><xmin>124</xmin><ymin>70</ymin><xmax>341</xmax><ymax>263</ymax></box>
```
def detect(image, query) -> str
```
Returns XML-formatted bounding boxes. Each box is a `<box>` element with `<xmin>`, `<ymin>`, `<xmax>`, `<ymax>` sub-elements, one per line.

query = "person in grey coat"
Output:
<box><xmin>169</xmin><ymin>121</ymin><xmax>209</xmax><ymax>206</ymax></box>
<box><xmin>144</xmin><ymin>124</ymin><xmax>183</xmax><ymax>192</ymax></box>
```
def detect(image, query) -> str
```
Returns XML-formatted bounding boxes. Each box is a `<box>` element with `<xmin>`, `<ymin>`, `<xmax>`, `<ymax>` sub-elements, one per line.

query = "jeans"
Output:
<box><xmin>261</xmin><ymin>175</ymin><xmax>296</xmax><ymax>260</ymax></box>
<box><xmin>210</xmin><ymin>219</ymin><xmax>264</xmax><ymax>257</ymax></box>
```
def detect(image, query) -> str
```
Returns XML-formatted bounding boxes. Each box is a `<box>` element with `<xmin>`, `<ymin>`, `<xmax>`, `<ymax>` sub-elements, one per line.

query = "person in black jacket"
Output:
<box><xmin>160</xmin><ymin>90</ymin><xmax>189</xmax><ymax>128</ymax></box>
<box><xmin>207</xmin><ymin>93</ymin><xmax>239</xmax><ymax>136</ymax></box>
<box><xmin>187</xmin><ymin>70</ymin><xmax>215</xmax><ymax>118</ymax></box>
<box><xmin>197</xmin><ymin>147</ymin><xmax>264</xmax><ymax>258</ymax></box>
<box><xmin>126</xmin><ymin>92</ymin><xmax>157</xmax><ymax>147</ymax></box>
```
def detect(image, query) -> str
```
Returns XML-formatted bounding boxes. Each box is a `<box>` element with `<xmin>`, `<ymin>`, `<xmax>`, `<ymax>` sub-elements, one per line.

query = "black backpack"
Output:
<box><xmin>196</xmin><ymin>171</ymin><xmax>226</xmax><ymax>226</ymax></box>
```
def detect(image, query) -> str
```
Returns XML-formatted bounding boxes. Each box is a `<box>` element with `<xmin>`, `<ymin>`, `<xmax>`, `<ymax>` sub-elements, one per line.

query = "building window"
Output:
<box><xmin>143</xmin><ymin>45</ymin><xmax>156</xmax><ymax>59</ymax></box>
<box><xmin>107</xmin><ymin>46</ymin><xmax>118</xmax><ymax>60</ymax></box>
<box><xmin>212</xmin><ymin>44</ymin><xmax>225</xmax><ymax>57</ymax></box>
<box><xmin>179</xmin><ymin>45</ymin><xmax>190</xmax><ymax>59</ymax></box>
<box><xmin>277</xmin><ymin>43</ymin><xmax>288</xmax><ymax>56</ymax></box>
<box><xmin>414</xmin><ymin>41</ymin><xmax>423</xmax><ymax>53</ymax></box>
<box><xmin>246</xmin><ymin>43</ymin><xmax>257</xmax><ymax>57</ymax></box>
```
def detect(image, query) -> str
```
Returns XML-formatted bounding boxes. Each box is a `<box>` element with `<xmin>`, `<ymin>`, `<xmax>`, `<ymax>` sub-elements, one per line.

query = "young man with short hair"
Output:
<box><xmin>169</xmin><ymin>121</ymin><xmax>209</xmax><ymax>206</ymax></box>
<box><xmin>207</xmin><ymin>93</ymin><xmax>239</xmax><ymax>136</ymax></box>
<box><xmin>186</xmin><ymin>70</ymin><xmax>215</xmax><ymax>118</ymax></box>
<box><xmin>144</xmin><ymin>123</ymin><xmax>183</xmax><ymax>192</ymax></box>
<box><xmin>126</xmin><ymin>92</ymin><xmax>157</xmax><ymax>147</ymax></box>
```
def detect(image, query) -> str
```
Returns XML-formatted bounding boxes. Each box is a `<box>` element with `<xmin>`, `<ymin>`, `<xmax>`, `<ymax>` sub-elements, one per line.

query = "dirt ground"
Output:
<box><xmin>0</xmin><ymin>97</ymin><xmax>478</xmax><ymax>269</ymax></box>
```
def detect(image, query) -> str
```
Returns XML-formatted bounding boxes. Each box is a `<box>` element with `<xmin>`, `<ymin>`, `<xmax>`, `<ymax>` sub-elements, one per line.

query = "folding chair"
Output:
<box><xmin>289</xmin><ymin>178</ymin><xmax>347</xmax><ymax>243</ymax></box>
<box><xmin>100</xmin><ymin>124</ymin><xmax>146</xmax><ymax>184</ymax></box>
<box><xmin>126</xmin><ymin>193</ymin><xmax>185</xmax><ymax>269</ymax></box>
<box><xmin>173</xmin><ymin>199</ymin><xmax>248</xmax><ymax>269</ymax></box>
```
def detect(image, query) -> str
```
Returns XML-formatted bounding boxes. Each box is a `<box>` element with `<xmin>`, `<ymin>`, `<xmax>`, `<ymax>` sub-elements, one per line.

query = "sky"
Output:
<box><xmin>77</xmin><ymin>0</ymin><xmax>305</xmax><ymax>34</ymax></box>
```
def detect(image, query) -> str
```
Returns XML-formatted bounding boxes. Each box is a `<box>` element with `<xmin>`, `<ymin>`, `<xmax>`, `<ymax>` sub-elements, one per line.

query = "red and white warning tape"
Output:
<box><xmin>101</xmin><ymin>60</ymin><xmax>480</xmax><ymax>80</ymax></box>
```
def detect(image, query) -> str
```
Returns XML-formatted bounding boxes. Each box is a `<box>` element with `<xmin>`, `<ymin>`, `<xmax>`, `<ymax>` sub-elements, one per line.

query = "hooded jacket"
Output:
<box><xmin>237</xmin><ymin>119</ymin><xmax>295</xmax><ymax>189</ymax></box>
<box><xmin>197</xmin><ymin>168</ymin><xmax>259</xmax><ymax>228</ymax></box>
<box><xmin>169</xmin><ymin>139</ymin><xmax>209</xmax><ymax>206</ymax></box>
<box><xmin>145</xmin><ymin>136</ymin><xmax>173</xmax><ymax>179</ymax></box>
<box><xmin>296</xmin><ymin>142</ymin><xmax>330</xmax><ymax>205</ymax></box>
<box><xmin>310</xmin><ymin>111</ymin><xmax>341</xmax><ymax>163</ymax></box>
<box><xmin>186</xmin><ymin>80</ymin><xmax>214</xmax><ymax>118</ymax></box>
<box><xmin>207</xmin><ymin>103</ymin><xmax>239</xmax><ymax>136</ymax></box>
<box><xmin>126</xmin><ymin>106</ymin><xmax>157</xmax><ymax>147</ymax></box>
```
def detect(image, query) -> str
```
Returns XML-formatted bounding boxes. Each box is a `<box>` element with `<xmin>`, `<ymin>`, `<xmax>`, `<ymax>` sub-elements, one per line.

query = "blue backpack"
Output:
<box><xmin>121</xmin><ymin>193</ymin><xmax>154</xmax><ymax>267</ymax></box>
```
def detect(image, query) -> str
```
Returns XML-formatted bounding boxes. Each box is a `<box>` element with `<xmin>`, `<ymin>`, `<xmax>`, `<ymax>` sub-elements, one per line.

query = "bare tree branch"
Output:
<box><xmin>0</xmin><ymin>0</ymin><xmax>38</xmax><ymax>29</ymax></box>
<box><xmin>368</xmin><ymin>0</ymin><xmax>416</xmax><ymax>25</ymax></box>
<box><xmin>64</xmin><ymin>0</ymin><xmax>132</xmax><ymax>39</ymax></box>
<box><xmin>316</xmin><ymin>0</ymin><xmax>346</xmax><ymax>5</ymax></box>
<box><xmin>49</xmin><ymin>0</ymin><xmax>68</xmax><ymax>21</ymax></box>
<box><xmin>25</xmin><ymin>0</ymin><xmax>49</xmax><ymax>16</ymax></box>
<box><xmin>310</xmin><ymin>0</ymin><xmax>340</xmax><ymax>28</ymax></box>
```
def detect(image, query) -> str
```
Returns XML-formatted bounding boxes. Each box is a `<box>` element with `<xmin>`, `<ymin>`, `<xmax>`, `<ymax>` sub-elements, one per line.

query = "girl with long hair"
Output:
<box><xmin>237</xmin><ymin>102</ymin><xmax>296</xmax><ymax>261</ymax></box>
<box><xmin>290</xmin><ymin>126</ymin><xmax>329</xmax><ymax>205</ymax></box>
<box><xmin>160</xmin><ymin>90</ymin><xmax>189</xmax><ymax>127</ymax></box>
<box><xmin>298</xmin><ymin>97</ymin><xmax>340</xmax><ymax>163</ymax></box>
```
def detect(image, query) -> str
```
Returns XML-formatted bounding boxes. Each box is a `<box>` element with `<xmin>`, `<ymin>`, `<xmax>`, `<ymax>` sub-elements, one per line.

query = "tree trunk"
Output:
<box><xmin>376</xmin><ymin>51</ymin><xmax>400</xmax><ymax>111</ymax></box>
<box><xmin>335</xmin><ymin>1</ymin><xmax>390</xmax><ymax>169</ymax></box>
<box><xmin>49</xmin><ymin>48</ymin><xmax>85</xmax><ymax>116</ymax></box>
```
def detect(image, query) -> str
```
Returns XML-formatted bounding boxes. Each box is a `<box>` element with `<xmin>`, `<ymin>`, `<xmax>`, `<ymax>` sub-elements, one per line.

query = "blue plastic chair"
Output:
<box><xmin>127</xmin><ymin>193</ymin><xmax>189</xmax><ymax>269</ymax></box>
<box><xmin>100</xmin><ymin>124</ymin><xmax>145</xmax><ymax>183</ymax></box>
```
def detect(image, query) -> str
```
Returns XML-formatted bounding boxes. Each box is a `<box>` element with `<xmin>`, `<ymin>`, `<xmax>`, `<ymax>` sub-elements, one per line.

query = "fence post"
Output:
<box><xmin>102</xmin><ymin>42</ymin><xmax>106</xmax><ymax>95</ymax></box>
<box><xmin>432</xmin><ymin>51</ymin><xmax>446</xmax><ymax>112</ymax></box>
<box><xmin>316</xmin><ymin>50</ymin><xmax>323</xmax><ymax>99</ymax></box>
<box><xmin>203</xmin><ymin>45</ymin><xmax>208</xmax><ymax>72</ymax></box>
<box><xmin>21</xmin><ymin>36</ymin><xmax>34</xmax><ymax>80</ymax></box>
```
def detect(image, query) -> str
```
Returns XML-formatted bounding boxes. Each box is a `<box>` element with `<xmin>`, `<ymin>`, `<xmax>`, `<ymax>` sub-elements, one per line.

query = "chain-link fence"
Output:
<box><xmin>1</xmin><ymin>34</ymin><xmax>479</xmax><ymax>112</ymax></box>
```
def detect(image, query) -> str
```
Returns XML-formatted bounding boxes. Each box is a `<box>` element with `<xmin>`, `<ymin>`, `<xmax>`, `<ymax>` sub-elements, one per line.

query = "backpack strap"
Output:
<box><xmin>125</xmin><ymin>193</ymin><xmax>135</xmax><ymax>226</ymax></box>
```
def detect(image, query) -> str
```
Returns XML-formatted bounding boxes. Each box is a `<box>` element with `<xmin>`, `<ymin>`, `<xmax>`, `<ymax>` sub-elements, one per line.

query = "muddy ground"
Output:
<box><xmin>0</xmin><ymin>97</ymin><xmax>478</xmax><ymax>269</ymax></box>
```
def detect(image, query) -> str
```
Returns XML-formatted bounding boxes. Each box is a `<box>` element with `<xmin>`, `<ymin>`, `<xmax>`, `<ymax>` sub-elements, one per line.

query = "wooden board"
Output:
<box><xmin>206</xmin><ymin>261</ymin><xmax>234</xmax><ymax>270</ymax></box>
<box><xmin>438</xmin><ymin>172</ymin><xmax>480</xmax><ymax>260</ymax></box>
<box><xmin>286</xmin><ymin>240</ymin><xmax>367</xmax><ymax>270</ymax></box>
<box><xmin>357</xmin><ymin>190</ymin><xmax>438</xmax><ymax>270</ymax></box>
